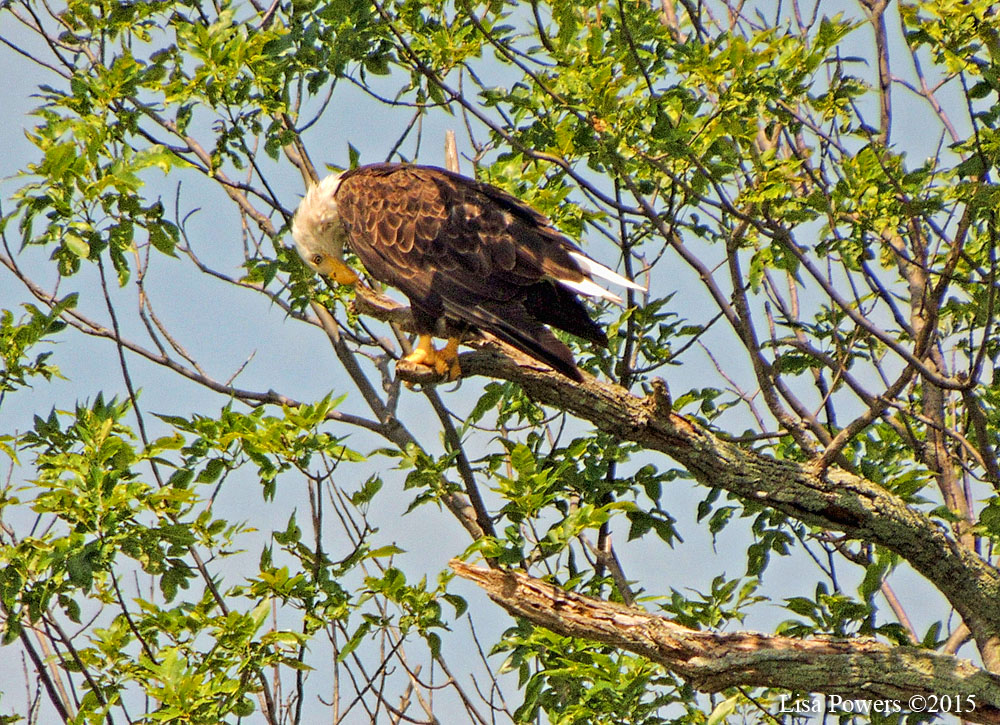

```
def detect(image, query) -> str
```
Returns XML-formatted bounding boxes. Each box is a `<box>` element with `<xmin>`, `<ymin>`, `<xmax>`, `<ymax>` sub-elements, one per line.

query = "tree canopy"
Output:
<box><xmin>3</xmin><ymin>0</ymin><xmax>1000</xmax><ymax>723</ymax></box>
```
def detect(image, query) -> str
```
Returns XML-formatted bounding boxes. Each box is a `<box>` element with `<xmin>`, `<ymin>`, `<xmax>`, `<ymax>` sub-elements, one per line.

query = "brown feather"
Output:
<box><xmin>334</xmin><ymin>163</ymin><xmax>613</xmax><ymax>378</ymax></box>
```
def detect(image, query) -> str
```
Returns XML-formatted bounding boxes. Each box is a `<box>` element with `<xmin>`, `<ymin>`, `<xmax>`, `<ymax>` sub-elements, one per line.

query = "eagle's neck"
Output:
<box><xmin>293</xmin><ymin>173</ymin><xmax>348</xmax><ymax>257</ymax></box>
<box><xmin>302</xmin><ymin>174</ymin><xmax>344</xmax><ymax>227</ymax></box>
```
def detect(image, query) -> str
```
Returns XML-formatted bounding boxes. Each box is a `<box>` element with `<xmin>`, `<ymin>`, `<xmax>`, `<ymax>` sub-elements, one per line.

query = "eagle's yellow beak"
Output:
<box><xmin>317</xmin><ymin>257</ymin><xmax>359</xmax><ymax>285</ymax></box>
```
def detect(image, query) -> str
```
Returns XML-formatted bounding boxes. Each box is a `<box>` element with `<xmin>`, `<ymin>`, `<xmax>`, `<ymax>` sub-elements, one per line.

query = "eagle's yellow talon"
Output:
<box><xmin>439</xmin><ymin>338</ymin><xmax>461</xmax><ymax>381</ymax></box>
<box><xmin>404</xmin><ymin>335</ymin><xmax>435</xmax><ymax>368</ymax></box>
<box><xmin>403</xmin><ymin>349</ymin><xmax>430</xmax><ymax>366</ymax></box>
<box><xmin>402</xmin><ymin>335</ymin><xmax>461</xmax><ymax>381</ymax></box>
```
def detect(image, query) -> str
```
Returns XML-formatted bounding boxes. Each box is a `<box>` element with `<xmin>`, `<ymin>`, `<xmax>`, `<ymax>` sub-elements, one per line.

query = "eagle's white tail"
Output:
<box><xmin>561</xmin><ymin>251</ymin><xmax>646</xmax><ymax>304</ymax></box>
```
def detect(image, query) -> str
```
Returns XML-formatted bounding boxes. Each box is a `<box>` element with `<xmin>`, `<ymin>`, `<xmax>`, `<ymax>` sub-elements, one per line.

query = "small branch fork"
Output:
<box><xmin>451</xmin><ymin>561</ymin><xmax>1000</xmax><ymax>724</ymax></box>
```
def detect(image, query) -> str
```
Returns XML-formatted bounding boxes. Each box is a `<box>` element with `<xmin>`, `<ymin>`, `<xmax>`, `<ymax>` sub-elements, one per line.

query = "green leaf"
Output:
<box><xmin>338</xmin><ymin>620</ymin><xmax>371</xmax><ymax>661</ymax></box>
<box><xmin>467</xmin><ymin>383</ymin><xmax>504</xmax><ymax>426</ymax></box>
<box><xmin>707</xmin><ymin>694</ymin><xmax>740</xmax><ymax>725</ymax></box>
<box><xmin>921</xmin><ymin>621</ymin><xmax>943</xmax><ymax>648</ymax></box>
<box><xmin>196</xmin><ymin>458</ymin><xmax>226</xmax><ymax>483</ymax></box>
<box><xmin>509</xmin><ymin>444</ymin><xmax>535</xmax><ymax>475</ymax></box>
<box><xmin>350</xmin><ymin>475</ymin><xmax>382</xmax><ymax>506</ymax></box>
<box><xmin>148</xmin><ymin>223</ymin><xmax>177</xmax><ymax>256</ymax></box>
<box><xmin>443</xmin><ymin>593</ymin><xmax>467</xmax><ymax>618</ymax></box>
<box><xmin>64</xmin><ymin>232</ymin><xmax>91</xmax><ymax>258</ymax></box>
<box><xmin>366</xmin><ymin>544</ymin><xmax>405</xmax><ymax>559</ymax></box>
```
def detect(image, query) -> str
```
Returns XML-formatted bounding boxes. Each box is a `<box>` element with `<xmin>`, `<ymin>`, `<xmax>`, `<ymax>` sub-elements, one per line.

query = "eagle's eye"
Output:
<box><xmin>311</xmin><ymin>253</ymin><xmax>323</xmax><ymax>266</ymax></box>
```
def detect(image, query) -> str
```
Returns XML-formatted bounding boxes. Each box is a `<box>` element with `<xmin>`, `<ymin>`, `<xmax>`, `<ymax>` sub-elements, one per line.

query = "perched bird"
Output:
<box><xmin>291</xmin><ymin>163</ymin><xmax>644</xmax><ymax>381</ymax></box>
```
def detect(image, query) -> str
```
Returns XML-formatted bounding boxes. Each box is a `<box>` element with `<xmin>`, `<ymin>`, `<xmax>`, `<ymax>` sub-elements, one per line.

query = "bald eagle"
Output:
<box><xmin>291</xmin><ymin>163</ymin><xmax>644</xmax><ymax>381</ymax></box>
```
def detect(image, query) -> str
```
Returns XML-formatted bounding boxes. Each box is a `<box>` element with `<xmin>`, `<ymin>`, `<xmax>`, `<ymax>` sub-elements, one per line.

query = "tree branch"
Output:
<box><xmin>352</xmin><ymin>293</ymin><xmax>1000</xmax><ymax>668</ymax></box>
<box><xmin>451</xmin><ymin>560</ymin><xmax>1000</xmax><ymax>723</ymax></box>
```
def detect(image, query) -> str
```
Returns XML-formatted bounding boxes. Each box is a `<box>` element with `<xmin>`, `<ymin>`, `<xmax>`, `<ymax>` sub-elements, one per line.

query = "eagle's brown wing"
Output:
<box><xmin>335</xmin><ymin>163</ymin><xmax>607</xmax><ymax>379</ymax></box>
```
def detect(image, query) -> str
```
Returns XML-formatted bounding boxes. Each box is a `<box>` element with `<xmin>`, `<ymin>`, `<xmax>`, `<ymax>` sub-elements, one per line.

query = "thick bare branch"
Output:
<box><xmin>451</xmin><ymin>561</ymin><xmax>1000</xmax><ymax>724</ymax></box>
<box><xmin>396</xmin><ymin>341</ymin><xmax>1000</xmax><ymax>668</ymax></box>
<box><xmin>351</xmin><ymin>289</ymin><xmax>1000</xmax><ymax>666</ymax></box>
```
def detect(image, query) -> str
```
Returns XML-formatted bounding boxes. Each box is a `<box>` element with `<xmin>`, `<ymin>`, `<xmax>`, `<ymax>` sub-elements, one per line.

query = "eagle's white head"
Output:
<box><xmin>291</xmin><ymin>173</ymin><xmax>357</xmax><ymax>283</ymax></box>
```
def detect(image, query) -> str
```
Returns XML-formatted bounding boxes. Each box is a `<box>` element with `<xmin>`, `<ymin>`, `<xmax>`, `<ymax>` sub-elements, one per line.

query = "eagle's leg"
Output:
<box><xmin>403</xmin><ymin>335</ymin><xmax>437</xmax><ymax>368</ymax></box>
<box><xmin>435</xmin><ymin>337</ymin><xmax>461</xmax><ymax>381</ymax></box>
<box><xmin>402</xmin><ymin>335</ymin><xmax>462</xmax><ymax>380</ymax></box>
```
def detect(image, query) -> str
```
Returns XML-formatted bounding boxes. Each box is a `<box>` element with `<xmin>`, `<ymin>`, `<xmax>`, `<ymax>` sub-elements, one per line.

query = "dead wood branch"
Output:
<box><xmin>452</xmin><ymin>561</ymin><xmax>1000</xmax><ymax>723</ymax></box>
